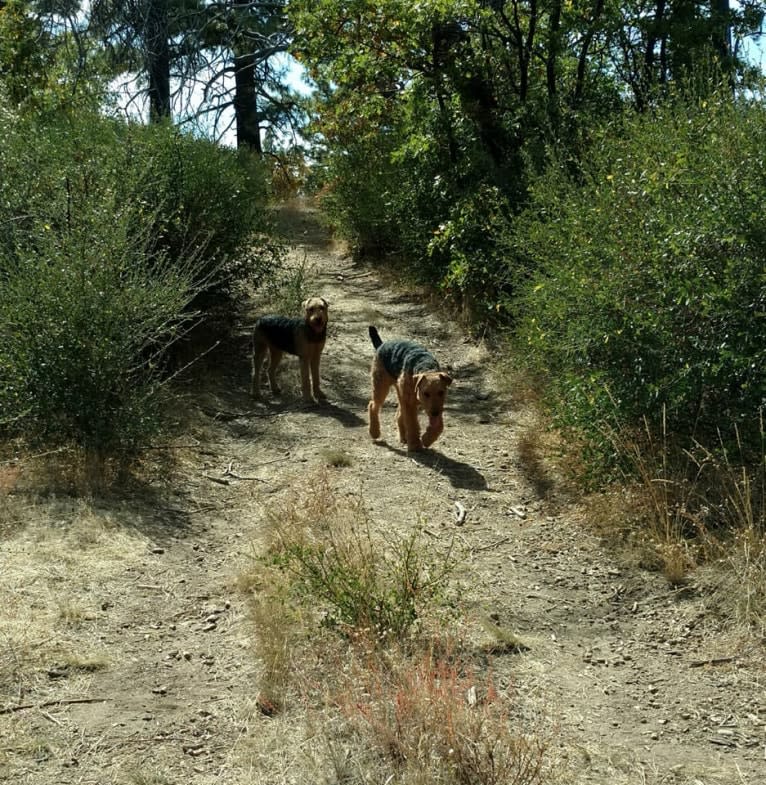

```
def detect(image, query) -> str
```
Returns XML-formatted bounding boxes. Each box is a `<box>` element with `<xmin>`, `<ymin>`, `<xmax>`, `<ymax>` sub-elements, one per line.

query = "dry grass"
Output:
<box><xmin>0</xmin><ymin>496</ymin><xmax>150</xmax><ymax>698</ymax></box>
<box><xmin>320</xmin><ymin>448</ymin><xmax>353</xmax><ymax>468</ymax></box>
<box><xmin>585</xmin><ymin>409</ymin><xmax>766</xmax><ymax>630</ymax></box>
<box><xmin>238</xmin><ymin>471</ymin><xmax>551</xmax><ymax>785</ymax></box>
<box><xmin>335</xmin><ymin>644</ymin><xmax>548</xmax><ymax>785</ymax></box>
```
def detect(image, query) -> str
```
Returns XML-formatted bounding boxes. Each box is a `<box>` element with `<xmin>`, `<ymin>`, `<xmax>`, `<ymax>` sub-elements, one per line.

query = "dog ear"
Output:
<box><xmin>320</xmin><ymin>297</ymin><xmax>329</xmax><ymax>308</ymax></box>
<box><xmin>301</xmin><ymin>298</ymin><xmax>310</xmax><ymax>310</ymax></box>
<box><xmin>439</xmin><ymin>373</ymin><xmax>453</xmax><ymax>386</ymax></box>
<box><xmin>414</xmin><ymin>373</ymin><xmax>425</xmax><ymax>391</ymax></box>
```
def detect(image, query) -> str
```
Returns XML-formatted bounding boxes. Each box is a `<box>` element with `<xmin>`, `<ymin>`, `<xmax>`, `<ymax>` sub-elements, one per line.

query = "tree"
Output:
<box><xmin>145</xmin><ymin>0</ymin><xmax>171</xmax><ymax>120</ymax></box>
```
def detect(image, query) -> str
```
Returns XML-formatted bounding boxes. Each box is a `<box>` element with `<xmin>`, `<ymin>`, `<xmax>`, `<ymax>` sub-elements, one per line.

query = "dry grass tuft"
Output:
<box><xmin>320</xmin><ymin>448</ymin><xmax>353</xmax><ymax>468</ymax></box>
<box><xmin>336</xmin><ymin>643</ymin><xmax>548</xmax><ymax>785</ymax></box>
<box><xmin>589</xmin><ymin>408</ymin><xmax>766</xmax><ymax>619</ymax></box>
<box><xmin>253</xmin><ymin>470</ymin><xmax>456</xmax><ymax>644</ymax></box>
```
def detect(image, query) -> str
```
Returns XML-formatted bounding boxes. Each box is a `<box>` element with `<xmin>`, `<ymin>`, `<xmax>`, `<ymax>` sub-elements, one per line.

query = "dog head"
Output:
<box><xmin>302</xmin><ymin>296</ymin><xmax>329</xmax><ymax>334</ymax></box>
<box><xmin>414</xmin><ymin>371</ymin><xmax>453</xmax><ymax>424</ymax></box>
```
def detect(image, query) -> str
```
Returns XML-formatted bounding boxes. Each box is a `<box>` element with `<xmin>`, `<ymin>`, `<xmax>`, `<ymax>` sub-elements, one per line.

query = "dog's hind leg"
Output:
<box><xmin>368</xmin><ymin>361</ymin><xmax>393</xmax><ymax>440</ymax></box>
<box><xmin>266</xmin><ymin>348</ymin><xmax>284</xmax><ymax>395</ymax></box>
<box><xmin>251</xmin><ymin>336</ymin><xmax>269</xmax><ymax>399</ymax></box>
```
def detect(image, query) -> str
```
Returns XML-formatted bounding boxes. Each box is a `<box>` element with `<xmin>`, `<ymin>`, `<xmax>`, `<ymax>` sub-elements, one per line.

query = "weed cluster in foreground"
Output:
<box><xmin>239</xmin><ymin>471</ymin><xmax>549</xmax><ymax>785</ymax></box>
<box><xmin>257</xmin><ymin>472</ymin><xmax>456</xmax><ymax>644</ymax></box>
<box><xmin>337</xmin><ymin>646</ymin><xmax>547</xmax><ymax>785</ymax></box>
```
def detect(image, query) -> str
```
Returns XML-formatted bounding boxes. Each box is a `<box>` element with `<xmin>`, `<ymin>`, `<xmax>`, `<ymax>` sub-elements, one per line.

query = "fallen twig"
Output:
<box><xmin>202</xmin><ymin>474</ymin><xmax>230</xmax><ymax>486</ymax></box>
<box><xmin>474</xmin><ymin>536</ymin><xmax>511</xmax><ymax>553</ymax></box>
<box><xmin>221</xmin><ymin>461</ymin><xmax>267</xmax><ymax>482</ymax></box>
<box><xmin>0</xmin><ymin>697</ymin><xmax>107</xmax><ymax>715</ymax></box>
<box><xmin>689</xmin><ymin>656</ymin><xmax>737</xmax><ymax>668</ymax></box>
<box><xmin>40</xmin><ymin>710</ymin><xmax>63</xmax><ymax>726</ymax></box>
<box><xmin>199</xmin><ymin>406</ymin><xmax>281</xmax><ymax>421</ymax></box>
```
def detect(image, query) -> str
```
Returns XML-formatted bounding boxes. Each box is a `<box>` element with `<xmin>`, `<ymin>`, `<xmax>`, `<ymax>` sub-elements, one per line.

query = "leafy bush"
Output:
<box><xmin>0</xmin><ymin>189</ymin><xmax>202</xmax><ymax>451</ymax></box>
<box><xmin>115</xmin><ymin>124</ymin><xmax>278</xmax><ymax>304</ymax></box>
<box><xmin>0</xmin><ymin>101</ymin><xmax>276</xmax><ymax>452</ymax></box>
<box><xmin>514</xmin><ymin>93</ymin><xmax>766</xmax><ymax>455</ymax></box>
<box><xmin>0</xmin><ymin>106</ymin><xmax>277</xmax><ymax>297</ymax></box>
<box><xmin>428</xmin><ymin>184</ymin><xmax>518</xmax><ymax>320</ymax></box>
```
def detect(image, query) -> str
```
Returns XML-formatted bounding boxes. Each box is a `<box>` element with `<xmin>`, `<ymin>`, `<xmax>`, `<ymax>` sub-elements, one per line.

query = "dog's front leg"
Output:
<box><xmin>402</xmin><ymin>405</ymin><xmax>423</xmax><ymax>451</ymax></box>
<box><xmin>310</xmin><ymin>352</ymin><xmax>326</xmax><ymax>401</ymax></box>
<box><xmin>299</xmin><ymin>358</ymin><xmax>313</xmax><ymax>402</ymax></box>
<box><xmin>422</xmin><ymin>415</ymin><xmax>444</xmax><ymax>448</ymax></box>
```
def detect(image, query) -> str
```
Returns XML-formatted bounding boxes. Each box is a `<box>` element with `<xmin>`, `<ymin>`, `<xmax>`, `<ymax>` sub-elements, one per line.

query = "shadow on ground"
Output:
<box><xmin>376</xmin><ymin>442</ymin><xmax>488</xmax><ymax>490</ymax></box>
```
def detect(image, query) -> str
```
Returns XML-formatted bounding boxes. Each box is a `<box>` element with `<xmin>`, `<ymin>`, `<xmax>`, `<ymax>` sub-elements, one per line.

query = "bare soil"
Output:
<box><xmin>1</xmin><ymin>202</ymin><xmax>764</xmax><ymax>784</ymax></box>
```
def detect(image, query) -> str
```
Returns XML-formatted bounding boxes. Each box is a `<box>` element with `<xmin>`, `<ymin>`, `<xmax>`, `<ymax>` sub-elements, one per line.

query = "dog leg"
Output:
<box><xmin>422</xmin><ymin>415</ymin><xmax>444</xmax><ymax>448</ymax></box>
<box><xmin>398</xmin><ymin>379</ymin><xmax>423</xmax><ymax>451</ymax></box>
<box><xmin>251</xmin><ymin>339</ymin><xmax>268</xmax><ymax>399</ymax></box>
<box><xmin>299</xmin><ymin>357</ymin><xmax>313</xmax><ymax>402</ymax></box>
<box><xmin>310</xmin><ymin>351</ymin><xmax>326</xmax><ymax>401</ymax></box>
<box><xmin>266</xmin><ymin>348</ymin><xmax>284</xmax><ymax>395</ymax></box>
<box><xmin>404</xmin><ymin>408</ymin><xmax>423</xmax><ymax>451</ymax></box>
<box><xmin>368</xmin><ymin>362</ymin><xmax>392</xmax><ymax>440</ymax></box>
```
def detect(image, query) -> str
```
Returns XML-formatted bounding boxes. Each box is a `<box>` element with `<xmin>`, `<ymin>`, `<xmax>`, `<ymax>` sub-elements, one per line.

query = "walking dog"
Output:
<box><xmin>251</xmin><ymin>297</ymin><xmax>329</xmax><ymax>403</ymax></box>
<box><xmin>367</xmin><ymin>326</ymin><xmax>453</xmax><ymax>451</ymax></box>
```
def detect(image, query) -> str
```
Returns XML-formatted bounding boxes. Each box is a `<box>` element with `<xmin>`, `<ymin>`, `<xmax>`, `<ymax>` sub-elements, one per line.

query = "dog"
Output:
<box><xmin>251</xmin><ymin>297</ymin><xmax>329</xmax><ymax>403</ymax></box>
<box><xmin>367</xmin><ymin>325</ymin><xmax>452</xmax><ymax>451</ymax></box>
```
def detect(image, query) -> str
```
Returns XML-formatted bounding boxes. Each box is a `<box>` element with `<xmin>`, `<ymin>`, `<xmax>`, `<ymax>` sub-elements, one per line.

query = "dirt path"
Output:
<box><xmin>1</xmin><ymin>202</ymin><xmax>764</xmax><ymax>784</ymax></box>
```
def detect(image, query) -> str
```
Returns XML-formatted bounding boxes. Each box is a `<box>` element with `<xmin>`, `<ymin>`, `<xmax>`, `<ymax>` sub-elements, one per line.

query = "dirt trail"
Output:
<box><xmin>1</xmin><ymin>202</ymin><xmax>764</xmax><ymax>784</ymax></box>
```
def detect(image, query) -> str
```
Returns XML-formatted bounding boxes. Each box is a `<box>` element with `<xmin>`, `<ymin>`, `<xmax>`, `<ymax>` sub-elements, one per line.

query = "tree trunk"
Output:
<box><xmin>711</xmin><ymin>0</ymin><xmax>734</xmax><ymax>91</ymax></box>
<box><xmin>640</xmin><ymin>0</ymin><xmax>667</xmax><ymax>109</ymax></box>
<box><xmin>145</xmin><ymin>0</ymin><xmax>170</xmax><ymax>122</ymax></box>
<box><xmin>234</xmin><ymin>51</ymin><xmax>262</xmax><ymax>153</ymax></box>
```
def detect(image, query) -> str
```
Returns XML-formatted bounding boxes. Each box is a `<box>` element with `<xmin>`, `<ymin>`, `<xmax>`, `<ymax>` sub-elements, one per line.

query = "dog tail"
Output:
<box><xmin>368</xmin><ymin>325</ymin><xmax>383</xmax><ymax>350</ymax></box>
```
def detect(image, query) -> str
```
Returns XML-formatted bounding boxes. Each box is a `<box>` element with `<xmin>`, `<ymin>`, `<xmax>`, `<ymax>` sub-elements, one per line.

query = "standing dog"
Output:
<box><xmin>367</xmin><ymin>326</ymin><xmax>452</xmax><ymax>451</ymax></box>
<box><xmin>251</xmin><ymin>297</ymin><xmax>329</xmax><ymax>403</ymax></box>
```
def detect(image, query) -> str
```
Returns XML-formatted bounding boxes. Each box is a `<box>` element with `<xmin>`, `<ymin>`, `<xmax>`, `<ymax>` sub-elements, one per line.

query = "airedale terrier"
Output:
<box><xmin>251</xmin><ymin>297</ymin><xmax>329</xmax><ymax>403</ymax></box>
<box><xmin>367</xmin><ymin>325</ymin><xmax>453</xmax><ymax>451</ymax></box>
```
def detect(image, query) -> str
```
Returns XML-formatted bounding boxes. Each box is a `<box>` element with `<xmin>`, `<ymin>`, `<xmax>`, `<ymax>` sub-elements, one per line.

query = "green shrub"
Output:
<box><xmin>0</xmin><ymin>196</ymin><xmax>202</xmax><ymax>451</ymax></box>
<box><xmin>260</xmin><ymin>473</ymin><xmax>456</xmax><ymax>643</ymax></box>
<box><xmin>428</xmin><ymin>184</ymin><xmax>518</xmax><ymax>320</ymax></box>
<box><xmin>0</xmin><ymin>101</ymin><xmax>277</xmax><ymax>452</ymax></box>
<box><xmin>515</xmin><ymin>93</ymin><xmax>766</xmax><ymax>457</ymax></box>
<box><xmin>0</xmin><ymin>107</ymin><xmax>278</xmax><ymax>300</ymax></box>
<box><xmin>114</xmin><ymin>124</ymin><xmax>279</xmax><ymax>304</ymax></box>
